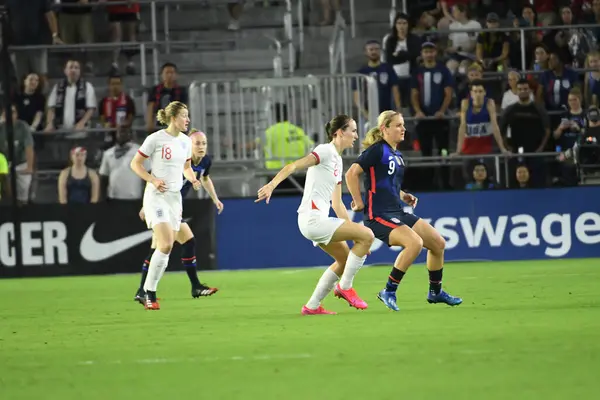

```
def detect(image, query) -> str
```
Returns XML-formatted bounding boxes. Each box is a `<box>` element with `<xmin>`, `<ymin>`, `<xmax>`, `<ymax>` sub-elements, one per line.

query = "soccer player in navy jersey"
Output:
<box><xmin>345</xmin><ymin>111</ymin><xmax>462</xmax><ymax>311</ymax></box>
<box><xmin>134</xmin><ymin>130</ymin><xmax>223</xmax><ymax>303</ymax></box>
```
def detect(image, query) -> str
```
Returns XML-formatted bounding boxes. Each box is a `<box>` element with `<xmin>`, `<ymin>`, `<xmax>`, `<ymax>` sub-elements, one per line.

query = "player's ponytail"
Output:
<box><xmin>156</xmin><ymin>109</ymin><xmax>168</xmax><ymax>125</ymax></box>
<box><xmin>362</xmin><ymin>110</ymin><xmax>399</xmax><ymax>149</ymax></box>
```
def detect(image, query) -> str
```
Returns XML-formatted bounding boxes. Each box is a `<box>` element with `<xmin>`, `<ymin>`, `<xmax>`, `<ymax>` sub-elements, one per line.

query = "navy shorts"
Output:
<box><xmin>364</xmin><ymin>211</ymin><xmax>421</xmax><ymax>246</ymax></box>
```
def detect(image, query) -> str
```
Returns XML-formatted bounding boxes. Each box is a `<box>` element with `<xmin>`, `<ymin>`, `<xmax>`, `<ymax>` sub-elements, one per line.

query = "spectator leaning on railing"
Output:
<box><xmin>0</xmin><ymin>105</ymin><xmax>35</xmax><ymax>205</ymax></box>
<box><xmin>5</xmin><ymin>0</ymin><xmax>62</xmax><ymax>91</ymax></box>
<box><xmin>45</xmin><ymin>60</ymin><xmax>97</xmax><ymax>134</ymax></box>
<box><xmin>146</xmin><ymin>63</ymin><xmax>188</xmax><ymax>133</ymax></box>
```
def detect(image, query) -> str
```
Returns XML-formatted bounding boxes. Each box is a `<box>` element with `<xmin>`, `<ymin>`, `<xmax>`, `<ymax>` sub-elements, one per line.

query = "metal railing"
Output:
<box><xmin>187</xmin><ymin>74</ymin><xmax>379</xmax><ymax>162</ymax></box>
<box><xmin>328</xmin><ymin>14</ymin><xmax>347</xmax><ymax>75</ymax></box>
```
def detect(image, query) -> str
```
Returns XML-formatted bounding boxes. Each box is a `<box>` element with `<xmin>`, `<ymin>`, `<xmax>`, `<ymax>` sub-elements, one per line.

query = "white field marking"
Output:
<box><xmin>77</xmin><ymin>353</ymin><xmax>313</xmax><ymax>366</ymax></box>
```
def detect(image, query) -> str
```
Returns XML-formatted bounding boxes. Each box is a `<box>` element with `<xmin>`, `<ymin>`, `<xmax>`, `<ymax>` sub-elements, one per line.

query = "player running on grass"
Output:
<box><xmin>130</xmin><ymin>101</ymin><xmax>202</xmax><ymax>310</ymax></box>
<box><xmin>256</xmin><ymin>114</ymin><xmax>375</xmax><ymax>315</ymax></box>
<box><xmin>134</xmin><ymin>129</ymin><xmax>223</xmax><ymax>304</ymax></box>
<box><xmin>345</xmin><ymin>110</ymin><xmax>462</xmax><ymax>311</ymax></box>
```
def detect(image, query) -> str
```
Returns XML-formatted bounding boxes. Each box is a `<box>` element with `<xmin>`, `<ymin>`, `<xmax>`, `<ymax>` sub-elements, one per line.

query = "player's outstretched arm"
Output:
<box><xmin>345</xmin><ymin>163</ymin><xmax>365</xmax><ymax>211</ymax></box>
<box><xmin>201</xmin><ymin>175</ymin><xmax>223</xmax><ymax>214</ymax></box>
<box><xmin>256</xmin><ymin>153</ymin><xmax>318</xmax><ymax>204</ymax></box>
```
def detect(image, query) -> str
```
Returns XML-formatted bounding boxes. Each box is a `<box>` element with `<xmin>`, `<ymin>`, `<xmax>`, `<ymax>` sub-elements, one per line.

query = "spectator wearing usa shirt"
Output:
<box><xmin>146</xmin><ymin>63</ymin><xmax>188</xmax><ymax>132</ymax></box>
<box><xmin>352</xmin><ymin>40</ymin><xmax>401</xmax><ymax>123</ymax></box>
<box><xmin>411</xmin><ymin>42</ymin><xmax>454</xmax><ymax>189</ymax></box>
<box><xmin>99</xmin><ymin>127</ymin><xmax>147</xmax><ymax>201</ymax></box>
<box><xmin>99</xmin><ymin>75</ymin><xmax>136</xmax><ymax>147</ymax></box>
<box><xmin>536</xmin><ymin>52</ymin><xmax>580</xmax><ymax>128</ymax></box>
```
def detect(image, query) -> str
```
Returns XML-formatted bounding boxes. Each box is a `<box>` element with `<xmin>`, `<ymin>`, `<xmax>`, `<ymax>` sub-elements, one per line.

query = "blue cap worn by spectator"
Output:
<box><xmin>421</xmin><ymin>41</ymin><xmax>436</xmax><ymax>50</ymax></box>
<box><xmin>486</xmin><ymin>12</ymin><xmax>499</xmax><ymax>22</ymax></box>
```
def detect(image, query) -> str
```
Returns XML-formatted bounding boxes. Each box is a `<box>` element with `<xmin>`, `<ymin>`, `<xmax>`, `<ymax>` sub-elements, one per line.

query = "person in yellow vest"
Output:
<box><xmin>260</xmin><ymin>104</ymin><xmax>314</xmax><ymax>170</ymax></box>
<box><xmin>0</xmin><ymin>152</ymin><xmax>10</xmax><ymax>202</ymax></box>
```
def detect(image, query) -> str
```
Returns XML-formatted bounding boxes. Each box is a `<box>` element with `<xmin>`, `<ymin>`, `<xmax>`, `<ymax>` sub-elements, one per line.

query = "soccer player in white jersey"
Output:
<box><xmin>256</xmin><ymin>114</ymin><xmax>375</xmax><ymax>315</ymax></box>
<box><xmin>130</xmin><ymin>101</ymin><xmax>201</xmax><ymax>310</ymax></box>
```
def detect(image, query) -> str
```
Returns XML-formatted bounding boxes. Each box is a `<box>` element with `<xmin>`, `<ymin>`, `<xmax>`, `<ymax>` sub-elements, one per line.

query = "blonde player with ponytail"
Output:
<box><xmin>130</xmin><ymin>101</ymin><xmax>201</xmax><ymax>310</ymax></box>
<box><xmin>346</xmin><ymin>111</ymin><xmax>462</xmax><ymax>312</ymax></box>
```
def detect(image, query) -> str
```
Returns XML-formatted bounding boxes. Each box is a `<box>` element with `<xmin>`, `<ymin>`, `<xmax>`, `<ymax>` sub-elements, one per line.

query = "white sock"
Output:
<box><xmin>339</xmin><ymin>252</ymin><xmax>367</xmax><ymax>290</ymax></box>
<box><xmin>306</xmin><ymin>268</ymin><xmax>340</xmax><ymax>309</ymax></box>
<box><xmin>143</xmin><ymin>250</ymin><xmax>170</xmax><ymax>292</ymax></box>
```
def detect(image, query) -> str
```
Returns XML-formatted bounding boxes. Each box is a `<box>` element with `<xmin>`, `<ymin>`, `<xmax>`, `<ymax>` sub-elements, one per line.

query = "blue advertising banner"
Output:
<box><xmin>217</xmin><ymin>187</ymin><xmax>600</xmax><ymax>270</ymax></box>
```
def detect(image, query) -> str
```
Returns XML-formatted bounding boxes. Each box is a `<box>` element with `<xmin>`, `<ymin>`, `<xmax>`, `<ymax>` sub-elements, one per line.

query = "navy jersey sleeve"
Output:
<box><xmin>355</xmin><ymin>143</ymin><xmax>383</xmax><ymax>172</ymax></box>
<box><xmin>203</xmin><ymin>156</ymin><xmax>212</xmax><ymax>177</ymax></box>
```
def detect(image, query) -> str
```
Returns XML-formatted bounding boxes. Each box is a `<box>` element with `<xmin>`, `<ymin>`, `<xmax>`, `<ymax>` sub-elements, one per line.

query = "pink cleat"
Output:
<box><xmin>334</xmin><ymin>284</ymin><xmax>368</xmax><ymax>310</ymax></box>
<box><xmin>301</xmin><ymin>305</ymin><xmax>337</xmax><ymax>315</ymax></box>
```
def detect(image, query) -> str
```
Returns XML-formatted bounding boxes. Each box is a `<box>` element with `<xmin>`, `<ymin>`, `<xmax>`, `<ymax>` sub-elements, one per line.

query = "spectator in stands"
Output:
<box><xmin>146</xmin><ymin>63</ymin><xmax>188</xmax><ymax>132</ymax></box>
<box><xmin>59</xmin><ymin>0</ymin><xmax>95</xmax><ymax>74</ymax></box>
<box><xmin>536</xmin><ymin>52</ymin><xmax>580</xmax><ymax>127</ymax></box>
<box><xmin>446</xmin><ymin>3</ymin><xmax>481</xmax><ymax>75</ymax></box>
<box><xmin>260</xmin><ymin>104</ymin><xmax>313</xmax><ymax>171</ymax></box>
<box><xmin>45</xmin><ymin>60</ymin><xmax>97</xmax><ymax>134</ymax></box>
<box><xmin>105</xmin><ymin>0</ymin><xmax>139</xmax><ymax>75</ymax></box>
<box><xmin>509</xmin><ymin>11</ymin><xmax>536</xmax><ymax>70</ymax></box>
<box><xmin>382</xmin><ymin>13</ymin><xmax>422</xmax><ymax>107</ymax></box>
<box><xmin>227</xmin><ymin>1</ymin><xmax>244</xmax><ymax>30</ymax></box>
<box><xmin>318</xmin><ymin>0</ymin><xmax>340</xmax><ymax>26</ymax></box>
<box><xmin>515</xmin><ymin>164</ymin><xmax>531</xmax><ymax>188</ymax></box>
<box><xmin>412</xmin><ymin>11</ymin><xmax>439</xmax><ymax>44</ymax></box>
<box><xmin>464</xmin><ymin>161</ymin><xmax>497</xmax><ymax>190</ymax></box>
<box><xmin>500</xmin><ymin>79</ymin><xmax>551</xmax><ymax>186</ymax></box>
<box><xmin>532</xmin><ymin>43</ymin><xmax>550</xmax><ymax>71</ymax></box>
<box><xmin>99</xmin><ymin>75</ymin><xmax>136</xmax><ymax>146</ymax></box>
<box><xmin>0</xmin><ymin>152</ymin><xmax>10</xmax><ymax>203</ymax></box>
<box><xmin>584</xmin><ymin>51</ymin><xmax>600</xmax><ymax>106</ymax></box>
<box><xmin>99</xmin><ymin>127</ymin><xmax>146</xmax><ymax>201</ymax></box>
<box><xmin>502</xmin><ymin>70</ymin><xmax>534</xmax><ymax>111</ymax></box>
<box><xmin>353</xmin><ymin>40</ymin><xmax>401</xmax><ymax>122</ymax></box>
<box><xmin>476</xmin><ymin>12</ymin><xmax>510</xmax><ymax>71</ymax></box>
<box><xmin>542</xmin><ymin>6</ymin><xmax>578</xmax><ymax>66</ymax></box>
<box><xmin>552</xmin><ymin>88</ymin><xmax>585</xmax><ymax>185</ymax></box>
<box><xmin>57</xmin><ymin>146</ymin><xmax>99</xmax><ymax>204</ymax></box>
<box><xmin>0</xmin><ymin>105</ymin><xmax>35</xmax><ymax>204</ymax></box>
<box><xmin>411</xmin><ymin>41</ymin><xmax>454</xmax><ymax>189</ymax></box>
<box><xmin>6</xmin><ymin>0</ymin><xmax>61</xmax><ymax>91</ymax></box>
<box><xmin>456</xmin><ymin>63</ymin><xmax>482</xmax><ymax>100</ymax></box>
<box><xmin>534</xmin><ymin>0</ymin><xmax>557</xmax><ymax>26</ymax></box>
<box><xmin>14</xmin><ymin>73</ymin><xmax>46</xmax><ymax>132</ymax></box>
<box><xmin>408</xmin><ymin>0</ymin><xmax>440</xmax><ymax>28</ymax></box>
<box><xmin>438</xmin><ymin>1</ymin><xmax>473</xmax><ymax>30</ymax></box>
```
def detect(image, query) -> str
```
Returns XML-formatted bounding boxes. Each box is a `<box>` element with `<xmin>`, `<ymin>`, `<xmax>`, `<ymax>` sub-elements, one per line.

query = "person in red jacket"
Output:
<box><xmin>104</xmin><ymin>0</ymin><xmax>140</xmax><ymax>75</ymax></box>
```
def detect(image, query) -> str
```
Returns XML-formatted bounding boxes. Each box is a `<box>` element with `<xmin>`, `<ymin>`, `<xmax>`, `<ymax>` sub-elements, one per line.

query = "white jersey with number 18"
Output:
<box><xmin>138</xmin><ymin>129</ymin><xmax>192</xmax><ymax>193</ymax></box>
<box><xmin>297</xmin><ymin>143</ymin><xmax>342</xmax><ymax>217</ymax></box>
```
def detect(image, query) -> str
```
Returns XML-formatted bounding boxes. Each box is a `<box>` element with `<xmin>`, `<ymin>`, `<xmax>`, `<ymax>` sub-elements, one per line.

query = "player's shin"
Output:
<box><xmin>339</xmin><ymin>251</ymin><xmax>367</xmax><ymax>290</ymax></box>
<box><xmin>181</xmin><ymin>238</ymin><xmax>201</xmax><ymax>287</ymax></box>
<box><xmin>427</xmin><ymin>250</ymin><xmax>444</xmax><ymax>295</ymax></box>
<box><xmin>143</xmin><ymin>250</ymin><xmax>171</xmax><ymax>293</ymax></box>
<box><xmin>306</xmin><ymin>267</ymin><xmax>340</xmax><ymax>310</ymax></box>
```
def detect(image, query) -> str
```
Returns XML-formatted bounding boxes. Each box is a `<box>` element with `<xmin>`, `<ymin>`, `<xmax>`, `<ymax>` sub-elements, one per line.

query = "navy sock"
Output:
<box><xmin>181</xmin><ymin>238</ymin><xmax>201</xmax><ymax>286</ymax></box>
<box><xmin>139</xmin><ymin>248</ymin><xmax>155</xmax><ymax>291</ymax></box>
<box><xmin>429</xmin><ymin>268</ymin><xmax>443</xmax><ymax>295</ymax></box>
<box><xmin>385</xmin><ymin>268</ymin><xmax>405</xmax><ymax>292</ymax></box>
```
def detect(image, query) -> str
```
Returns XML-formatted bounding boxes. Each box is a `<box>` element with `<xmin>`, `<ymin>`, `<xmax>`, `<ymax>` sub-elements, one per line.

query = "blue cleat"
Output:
<box><xmin>427</xmin><ymin>290</ymin><xmax>463</xmax><ymax>306</ymax></box>
<box><xmin>377</xmin><ymin>289</ymin><xmax>400</xmax><ymax>311</ymax></box>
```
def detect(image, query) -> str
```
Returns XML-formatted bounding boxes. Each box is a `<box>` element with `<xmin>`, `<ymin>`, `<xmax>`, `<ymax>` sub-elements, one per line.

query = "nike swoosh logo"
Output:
<box><xmin>80</xmin><ymin>218</ymin><xmax>192</xmax><ymax>262</ymax></box>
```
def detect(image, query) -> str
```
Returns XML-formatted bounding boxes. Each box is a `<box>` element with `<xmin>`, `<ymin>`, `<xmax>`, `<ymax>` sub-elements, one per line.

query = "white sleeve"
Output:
<box><xmin>311</xmin><ymin>144</ymin><xmax>330</xmax><ymax>165</ymax></box>
<box><xmin>138</xmin><ymin>134</ymin><xmax>155</xmax><ymax>159</ymax></box>
<box><xmin>85</xmin><ymin>82</ymin><xmax>97</xmax><ymax>109</ymax></box>
<box><xmin>98</xmin><ymin>150</ymin><xmax>110</xmax><ymax>176</ymax></box>
<box><xmin>501</xmin><ymin>92</ymin><xmax>509</xmax><ymax>110</ymax></box>
<box><xmin>47</xmin><ymin>85</ymin><xmax>58</xmax><ymax>108</ymax></box>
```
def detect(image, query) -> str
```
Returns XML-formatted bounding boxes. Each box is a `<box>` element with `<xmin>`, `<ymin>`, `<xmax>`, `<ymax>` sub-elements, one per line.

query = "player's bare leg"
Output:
<box><xmin>329</xmin><ymin>221</ymin><xmax>374</xmax><ymax>310</ymax></box>
<box><xmin>302</xmin><ymin>242</ymin><xmax>349</xmax><ymax>315</ymax></box>
<box><xmin>412</xmin><ymin>219</ymin><xmax>462</xmax><ymax>306</ymax></box>
<box><xmin>143</xmin><ymin>223</ymin><xmax>174</xmax><ymax>310</ymax></box>
<box><xmin>377</xmin><ymin>225</ymin><xmax>423</xmax><ymax>311</ymax></box>
<box><xmin>176</xmin><ymin>223</ymin><xmax>218</xmax><ymax>298</ymax></box>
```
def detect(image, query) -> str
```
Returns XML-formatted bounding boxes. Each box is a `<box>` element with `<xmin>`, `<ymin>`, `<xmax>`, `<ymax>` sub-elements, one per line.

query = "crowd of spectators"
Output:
<box><xmin>1</xmin><ymin>0</ymin><xmax>600</xmax><ymax>204</ymax></box>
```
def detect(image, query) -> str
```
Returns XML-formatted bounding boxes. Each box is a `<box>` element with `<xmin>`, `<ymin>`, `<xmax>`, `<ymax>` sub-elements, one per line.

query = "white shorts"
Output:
<box><xmin>298</xmin><ymin>211</ymin><xmax>345</xmax><ymax>247</ymax></box>
<box><xmin>143</xmin><ymin>190</ymin><xmax>183</xmax><ymax>231</ymax></box>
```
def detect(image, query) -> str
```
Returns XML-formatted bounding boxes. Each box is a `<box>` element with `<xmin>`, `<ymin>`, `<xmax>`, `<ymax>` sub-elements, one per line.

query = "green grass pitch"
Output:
<box><xmin>1</xmin><ymin>259</ymin><xmax>599</xmax><ymax>400</ymax></box>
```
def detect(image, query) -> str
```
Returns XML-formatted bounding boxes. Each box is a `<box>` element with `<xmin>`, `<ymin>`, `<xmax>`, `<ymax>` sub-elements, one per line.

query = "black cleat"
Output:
<box><xmin>134</xmin><ymin>289</ymin><xmax>145</xmax><ymax>305</ymax></box>
<box><xmin>191</xmin><ymin>284</ymin><xmax>219</xmax><ymax>298</ymax></box>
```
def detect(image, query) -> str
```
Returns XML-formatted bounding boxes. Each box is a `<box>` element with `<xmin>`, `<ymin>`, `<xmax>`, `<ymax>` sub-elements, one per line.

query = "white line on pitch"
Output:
<box><xmin>77</xmin><ymin>353</ymin><xmax>313</xmax><ymax>366</ymax></box>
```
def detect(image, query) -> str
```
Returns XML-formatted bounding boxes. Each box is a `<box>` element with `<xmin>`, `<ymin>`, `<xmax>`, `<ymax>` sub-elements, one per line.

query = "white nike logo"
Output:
<box><xmin>80</xmin><ymin>219</ymin><xmax>192</xmax><ymax>262</ymax></box>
